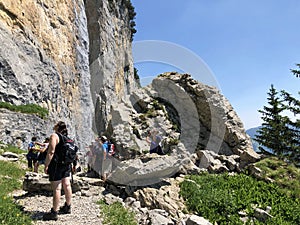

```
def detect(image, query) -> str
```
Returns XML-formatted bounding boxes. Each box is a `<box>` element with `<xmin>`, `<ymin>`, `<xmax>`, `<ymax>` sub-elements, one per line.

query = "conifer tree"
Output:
<box><xmin>281</xmin><ymin>90</ymin><xmax>300</xmax><ymax>164</ymax></box>
<box><xmin>291</xmin><ymin>64</ymin><xmax>300</xmax><ymax>78</ymax></box>
<box><xmin>255</xmin><ymin>85</ymin><xmax>290</xmax><ymax>157</ymax></box>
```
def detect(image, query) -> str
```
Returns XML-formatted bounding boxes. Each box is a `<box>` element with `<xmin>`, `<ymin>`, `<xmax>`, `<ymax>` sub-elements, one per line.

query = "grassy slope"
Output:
<box><xmin>180</xmin><ymin>157</ymin><xmax>300</xmax><ymax>225</ymax></box>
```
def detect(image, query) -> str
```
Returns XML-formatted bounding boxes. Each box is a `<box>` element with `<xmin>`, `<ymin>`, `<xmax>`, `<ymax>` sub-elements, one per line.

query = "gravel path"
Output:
<box><xmin>14</xmin><ymin>186</ymin><xmax>105</xmax><ymax>225</ymax></box>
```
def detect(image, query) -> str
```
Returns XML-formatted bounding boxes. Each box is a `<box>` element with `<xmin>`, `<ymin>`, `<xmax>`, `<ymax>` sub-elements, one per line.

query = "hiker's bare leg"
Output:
<box><xmin>51</xmin><ymin>181</ymin><xmax>62</xmax><ymax>211</ymax></box>
<box><xmin>33</xmin><ymin>162</ymin><xmax>38</xmax><ymax>173</ymax></box>
<box><xmin>34</xmin><ymin>162</ymin><xmax>38</xmax><ymax>173</ymax></box>
<box><xmin>102</xmin><ymin>172</ymin><xmax>108</xmax><ymax>182</ymax></box>
<box><xmin>62</xmin><ymin>177</ymin><xmax>72</xmax><ymax>205</ymax></box>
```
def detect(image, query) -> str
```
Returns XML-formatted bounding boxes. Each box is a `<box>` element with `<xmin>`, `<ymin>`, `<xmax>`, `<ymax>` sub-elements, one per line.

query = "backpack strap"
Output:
<box><xmin>53</xmin><ymin>132</ymin><xmax>64</xmax><ymax>163</ymax></box>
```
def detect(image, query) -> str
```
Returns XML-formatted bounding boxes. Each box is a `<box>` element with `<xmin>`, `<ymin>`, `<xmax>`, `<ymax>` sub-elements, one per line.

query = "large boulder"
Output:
<box><xmin>108</xmin><ymin>153</ymin><xmax>182</xmax><ymax>186</ymax></box>
<box><xmin>0</xmin><ymin>151</ymin><xmax>19</xmax><ymax>162</ymax></box>
<box><xmin>22</xmin><ymin>172</ymin><xmax>104</xmax><ymax>193</ymax></box>
<box><xmin>133</xmin><ymin>176</ymin><xmax>187</xmax><ymax>218</ymax></box>
<box><xmin>153</xmin><ymin>73</ymin><xmax>259</xmax><ymax>162</ymax></box>
<box><xmin>108</xmin><ymin>72</ymin><xmax>260</xmax><ymax>168</ymax></box>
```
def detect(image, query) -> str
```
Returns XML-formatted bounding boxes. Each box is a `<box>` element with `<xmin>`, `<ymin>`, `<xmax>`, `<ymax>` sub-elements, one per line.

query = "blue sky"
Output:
<box><xmin>131</xmin><ymin>0</ymin><xmax>300</xmax><ymax>129</ymax></box>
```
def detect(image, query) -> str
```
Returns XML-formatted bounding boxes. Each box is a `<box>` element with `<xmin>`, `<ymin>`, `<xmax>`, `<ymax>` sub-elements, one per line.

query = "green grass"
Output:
<box><xmin>0</xmin><ymin>143</ymin><xmax>25</xmax><ymax>154</ymax></box>
<box><xmin>254</xmin><ymin>157</ymin><xmax>300</xmax><ymax>198</ymax></box>
<box><xmin>180</xmin><ymin>172</ymin><xmax>300</xmax><ymax>225</ymax></box>
<box><xmin>98</xmin><ymin>200</ymin><xmax>137</xmax><ymax>225</ymax></box>
<box><xmin>0</xmin><ymin>101</ymin><xmax>48</xmax><ymax>119</ymax></box>
<box><xmin>0</xmin><ymin>161</ymin><xmax>32</xmax><ymax>224</ymax></box>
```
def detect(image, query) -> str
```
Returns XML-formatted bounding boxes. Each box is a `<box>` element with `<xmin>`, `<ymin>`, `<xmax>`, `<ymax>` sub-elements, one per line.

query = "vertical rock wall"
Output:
<box><xmin>85</xmin><ymin>0</ymin><xmax>137</xmax><ymax>135</ymax></box>
<box><xmin>0</xmin><ymin>0</ymin><xmax>137</xmax><ymax>150</ymax></box>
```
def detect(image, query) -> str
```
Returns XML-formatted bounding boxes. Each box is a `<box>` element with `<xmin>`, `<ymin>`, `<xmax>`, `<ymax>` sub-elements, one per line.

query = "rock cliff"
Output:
<box><xmin>0</xmin><ymin>1</ymin><xmax>258</xmax><ymax>169</ymax></box>
<box><xmin>0</xmin><ymin>0</ymin><xmax>138</xmax><ymax>150</ymax></box>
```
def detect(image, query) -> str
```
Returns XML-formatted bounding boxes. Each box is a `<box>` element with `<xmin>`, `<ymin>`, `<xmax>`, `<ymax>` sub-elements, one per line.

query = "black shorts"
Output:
<box><xmin>48</xmin><ymin>161</ymin><xmax>71</xmax><ymax>181</ymax></box>
<box><xmin>26</xmin><ymin>152</ymin><xmax>38</xmax><ymax>162</ymax></box>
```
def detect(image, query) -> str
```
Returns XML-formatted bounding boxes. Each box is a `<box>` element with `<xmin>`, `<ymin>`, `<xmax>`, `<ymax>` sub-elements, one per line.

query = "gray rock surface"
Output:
<box><xmin>186</xmin><ymin>215</ymin><xmax>213</xmax><ymax>225</ymax></box>
<box><xmin>0</xmin><ymin>0</ymin><xmax>94</xmax><ymax>150</ymax></box>
<box><xmin>0</xmin><ymin>0</ymin><xmax>138</xmax><ymax>152</ymax></box>
<box><xmin>108</xmin><ymin>72</ymin><xmax>259</xmax><ymax>169</ymax></box>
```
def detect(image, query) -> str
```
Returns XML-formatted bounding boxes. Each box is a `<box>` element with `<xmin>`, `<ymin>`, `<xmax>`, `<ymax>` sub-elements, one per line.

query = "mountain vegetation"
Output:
<box><xmin>98</xmin><ymin>200</ymin><xmax>137</xmax><ymax>225</ymax></box>
<box><xmin>254</xmin><ymin>84</ymin><xmax>299</xmax><ymax>165</ymax></box>
<box><xmin>0</xmin><ymin>144</ymin><xmax>32</xmax><ymax>224</ymax></box>
<box><xmin>180</xmin><ymin>166</ymin><xmax>300</xmax><ymax>225</ymax></box>
<box><xmin>0</xmin><ymin>102</ymin><xmax>49</xmax><ymax>119</ymax></box>
<box><xmin>291</xmin><ymin>63</ymin><xmax>300</xmax><ymax>78</ymax></box>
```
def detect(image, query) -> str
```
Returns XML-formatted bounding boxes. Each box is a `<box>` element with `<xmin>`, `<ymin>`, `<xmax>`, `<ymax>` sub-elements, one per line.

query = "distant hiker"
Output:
<box><xmin>107</xmin><ymin>139</ymin><xmax>115</xmax><ymax>157</ymax></box>
<box><xmin>72</xmin><ymin>154</ymin><xmax>81</xmax><ymax>174</ymax></box>
<box><xmin>43</xmin><ymin>121</ymin><xmax>74</xmax><ymax>221</ymax></box>
<box><xmin>89</xmin><ymin>137</ymin><xmax>103</xmax><ymax>178</ymax></box>
<box><xmin>35</xmin><ymin>137</ymin><xmax>50</xmax><ymax>172</ymax></box>
<box><xmin>16</xmin><ymin>137</ymin><xmax>22</xmax><ymax>149</ymax></box>
<box><xmin>26</xmin><ymin>136</ymin><xmax>40</xmax><ymax>172</ymax></box>
<box><xmin>85</xmin><ymin>144</ymin><xmax>95</xmax><ymax>173</ymax></box>
<box><xmin>146</xmin><ymin>129</ymin><xmax>164</xmax><ymax>155</ymax></box>
<box><xmin>100</xmin><ymin>136</ymin><xmax>112</xmax><ymax>182</ymax></box>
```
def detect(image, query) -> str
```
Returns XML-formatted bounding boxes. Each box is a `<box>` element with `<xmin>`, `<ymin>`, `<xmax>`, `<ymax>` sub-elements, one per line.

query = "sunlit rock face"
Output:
<box><xmin>0</xmin><ymin>0</ymin><xmax>138</xmax><ymax>150</ymax></box>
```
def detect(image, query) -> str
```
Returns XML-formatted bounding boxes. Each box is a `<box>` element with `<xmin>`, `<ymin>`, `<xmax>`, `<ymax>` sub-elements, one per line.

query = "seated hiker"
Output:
<box><xmin>146</xmin><ymin>129</ymin><xmax>164</xmax><ymax>155</ymax></box>
<box><xmin>26</xmin><ymin>136</ymin><xmax>40</xmax><ymax>172</ymax></box>
<box><xmin>35</xmin><ymin>137</ymin><xmax>50</xmax><ymax>173</ymax></box>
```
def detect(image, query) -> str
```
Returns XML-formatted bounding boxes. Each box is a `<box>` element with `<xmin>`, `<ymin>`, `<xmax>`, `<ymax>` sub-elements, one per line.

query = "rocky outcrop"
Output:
<box><xmin>109</xmin><ymin>72</ymin><xmax>259</xmax><ymax>168</ymax></box>
<box><xmin>154</xmin><ymin>73</ymin><xmax>257</xmax><ymax>158</ymax></box>
<box><xmin>0</xmin><ymin>0</ymin><xmax>138</xmax><ymax>151</ymax></box>
<box><xmin>109</xmin><ymin>151</ymin><xmax>182</xmax><ymax>186</ymax></box>
<box><xmin>132</xmin><ymin>176</ymin><xmax>187</xmax><ymax>218</ymax></box>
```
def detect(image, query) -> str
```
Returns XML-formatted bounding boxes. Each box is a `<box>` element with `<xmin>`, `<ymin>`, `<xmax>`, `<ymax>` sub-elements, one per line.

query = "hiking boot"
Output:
<box><xmin>43</xmin><ymin>208</ymin><xmax>58</xmax><ymax>221</ymax></box>
<box><xmin>59</xmin><ymin>202</ymin><xmax>71</xmax><ymax>214</ymax></box>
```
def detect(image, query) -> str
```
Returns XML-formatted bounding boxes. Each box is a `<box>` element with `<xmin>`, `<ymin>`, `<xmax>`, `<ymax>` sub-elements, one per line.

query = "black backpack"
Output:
<box><xmin>55</xmin><ymin>133</ymin><xmax>78</xmax><ymax>165</ymax></box>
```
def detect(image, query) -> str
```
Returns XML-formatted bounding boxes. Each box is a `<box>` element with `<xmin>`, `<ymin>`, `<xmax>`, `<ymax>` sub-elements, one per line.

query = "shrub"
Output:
<box><xmin>98</xmin><ymin>200</ymin><xmax>137</xmax><ymax>225</ymax></box>
<box><xmin>0</xmin><ymin>102</ymin><xmax>48</xmax><ymax>119</ymax></box>
<box><xmin>134</xmin><ymin>67</ymin><xmax>140</xmax><ymax>84</ymax></box>
<box><xmin>180</xmin><ymin>172</ymin><xmax>300</xmax><ymax>224</ymax></box>
<box><xmin>124</xmin><ymin>0</ymin><xmax>136</xmax><ymax>41</ymax></box>
<box><xmin>254</xmin><ymin>157</ymin><xmax>300</xmax><ymax>198</ymax></box>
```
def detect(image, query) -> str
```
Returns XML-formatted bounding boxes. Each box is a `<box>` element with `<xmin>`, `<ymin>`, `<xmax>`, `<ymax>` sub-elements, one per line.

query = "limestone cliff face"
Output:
<box><xmin>0</xmin><ymin>0</ymin><xmax>137</xmax><ymax>150</ymax></box>
<box><xmin>110</xmin><ymin>72</ymin><xmax>260</xmax><ymax>165</ymax></box>
<box><xmin>85</xmin><ymin>0</ymin><xmax>137</xmax><ymax>134</ymax></box>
